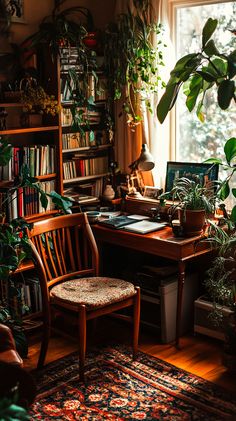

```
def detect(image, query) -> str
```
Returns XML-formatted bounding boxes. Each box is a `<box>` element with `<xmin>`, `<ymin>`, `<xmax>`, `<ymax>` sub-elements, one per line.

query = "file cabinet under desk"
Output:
<box><xmin>135</xmin><ymin>269</ymin><xmax>199</xmax><ymax>343</ymax></box>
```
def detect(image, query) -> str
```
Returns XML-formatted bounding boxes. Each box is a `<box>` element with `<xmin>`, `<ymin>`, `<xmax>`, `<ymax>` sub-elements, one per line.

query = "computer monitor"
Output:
<box><xmin>165</xmin><ymin>161</ymin><xmax>219</xmax><ymax>196</ymax></box>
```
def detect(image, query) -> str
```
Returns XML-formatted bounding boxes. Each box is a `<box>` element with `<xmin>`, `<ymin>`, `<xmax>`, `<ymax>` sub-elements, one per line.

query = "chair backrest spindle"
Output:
<box><xmin>28</xmin><ymin>213</ymin><xmax>99</xmax><ymax>290</ymax></box>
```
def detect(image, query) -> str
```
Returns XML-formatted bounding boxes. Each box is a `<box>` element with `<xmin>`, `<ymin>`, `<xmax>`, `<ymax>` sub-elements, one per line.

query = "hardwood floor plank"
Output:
<box><xmin>24</xmin><ymin>317</ymin><xmax>236</xmax><ymax>395</ymax></box>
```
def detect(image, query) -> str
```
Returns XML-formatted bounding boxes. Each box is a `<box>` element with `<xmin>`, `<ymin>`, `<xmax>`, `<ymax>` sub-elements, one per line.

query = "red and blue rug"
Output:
<box><xmin>30</xmin><ymin>345</ymin><xmax>236</xmax><ymax>420</ymax></box>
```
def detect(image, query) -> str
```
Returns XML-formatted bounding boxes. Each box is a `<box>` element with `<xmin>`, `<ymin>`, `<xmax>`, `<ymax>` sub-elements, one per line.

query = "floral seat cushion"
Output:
<box><xmin>50</xmin><ymin>277</ymin><xmax>135</xmax><ymax>309</ymax></box>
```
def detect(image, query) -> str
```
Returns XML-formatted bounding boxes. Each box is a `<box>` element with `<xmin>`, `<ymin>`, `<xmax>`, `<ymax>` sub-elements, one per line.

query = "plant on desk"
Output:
<box><xmin>161</xmin><ymin>176</ymin><xmax>216</xmax><ymax>237</ymax></box>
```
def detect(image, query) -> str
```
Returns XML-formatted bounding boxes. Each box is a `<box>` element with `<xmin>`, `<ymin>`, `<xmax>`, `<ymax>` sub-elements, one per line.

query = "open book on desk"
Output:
<box><xmin>122</xmin><ymin>220</ymin><xmax>168</xmax><ymax>234</ymax></box>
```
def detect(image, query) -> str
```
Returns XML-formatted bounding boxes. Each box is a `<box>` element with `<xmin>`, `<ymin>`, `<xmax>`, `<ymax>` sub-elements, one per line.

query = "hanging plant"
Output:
<box><xmin>103</xmin><ymin>0</ymin><xmax>165</xmax><ymax>130</ymax></box>
<box><xmin>24</xmin><ymin>0</ymin><xmax>95</xmax><ymax>59</ymax></box>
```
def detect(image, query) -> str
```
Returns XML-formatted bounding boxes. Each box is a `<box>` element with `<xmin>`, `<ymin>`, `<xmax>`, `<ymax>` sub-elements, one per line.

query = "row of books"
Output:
<box><xmin>64</xmin><ymin>178</ymin><xmax>104</xmax><ymax>200</ymax></box>
<box><xmin>63</xmin><ymin>156</ymin><xmax>108</xmax><ymax>179</ymax></box>
<box><xmin>0</xmin><ymin>145</ymin><xmax>55</xmax><ymax>181</ymax></box>
<box><xmin>62</xmin><ymin>130</ymin><xmax>109</xmax><ymax>150</ymax></box>
<box><xmin>61</xmin><ymin>107</ymin><xmax>101</xmax><ymax>127</ymax></box>
<box><xmin>0</xmin><ymin>180</ymin><xmax>55</xmax><ymax>220</ymax></box>
<box><xmin>0</xmin><ymin>277</ymin><xmax>42</xmax><ymax>318</ymax></box>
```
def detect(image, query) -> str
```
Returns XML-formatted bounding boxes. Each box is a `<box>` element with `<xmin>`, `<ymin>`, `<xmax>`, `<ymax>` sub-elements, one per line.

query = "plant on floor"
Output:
<box><xmin>103</xmin><ymin>0</ymin><xmax>165</xmax><ymax>130</ymax></box>
<box><xmin>156</xmin><ymin>17</ymin><xmax>236</xmax><ymax>367</ymax></box>
<box><xmin>0</xmin><ymin>396</ymin><xmax>29</xmax><ymax>421</ymax></box>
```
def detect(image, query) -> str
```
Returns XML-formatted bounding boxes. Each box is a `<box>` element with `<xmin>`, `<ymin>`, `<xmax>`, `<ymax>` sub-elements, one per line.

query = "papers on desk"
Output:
<box><xmin>122</xmin><ymin>220</ymin><xmax>167</xmax><ymax>234</ymax></box>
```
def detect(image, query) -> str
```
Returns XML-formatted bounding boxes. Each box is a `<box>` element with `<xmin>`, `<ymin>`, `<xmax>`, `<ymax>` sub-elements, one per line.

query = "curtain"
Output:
<box><xmin>114</xmin><ymin>0</ymin><xmax>174</xmax><ymax>189</ymax></box>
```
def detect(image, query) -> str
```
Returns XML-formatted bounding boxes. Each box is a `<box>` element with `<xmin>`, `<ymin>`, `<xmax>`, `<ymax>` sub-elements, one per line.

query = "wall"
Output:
<box><xmin>9</xmin><ymin>0</ymin><xmax>116</xmax><ymax>45</ymax></box>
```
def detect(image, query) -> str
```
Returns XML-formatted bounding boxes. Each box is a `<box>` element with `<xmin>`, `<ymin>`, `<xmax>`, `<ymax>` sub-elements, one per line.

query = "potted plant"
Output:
<box><xmin>156</xmin><ymin>17</ymin><xmax>236</xmax><ymax>369</ymax></box>
<box><xmin>161</xmin><ymin>176</ymin><xmax>216</xmax><ymax>237</ymax></box>
<box><xmin>20</xmin><ymin>83</ymin><xmax>60</xmax><ymax>127</ymax></box>
<box><xmin>24</xmin><ymin>0</ymin><xmax>95</xmax><ymax>58</ymax></box>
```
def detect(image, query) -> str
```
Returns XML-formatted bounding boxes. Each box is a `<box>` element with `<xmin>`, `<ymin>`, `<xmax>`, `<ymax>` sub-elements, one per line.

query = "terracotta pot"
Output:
<box><xmin>178</xmin><ymin>208</ymin><xmax>206</xmax><ymax>237</ymax></box>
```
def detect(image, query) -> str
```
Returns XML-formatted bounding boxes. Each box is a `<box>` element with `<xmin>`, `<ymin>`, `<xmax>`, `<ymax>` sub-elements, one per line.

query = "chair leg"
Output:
<box><xmin>78</xmin><ymin>305</ymin><xmax>87</xmax><ymax>382</ymax></box>
<box><xmin>133</xmin><ymin>287</ymin><xmax>140</xmax><ymax>360</ymax></box>
<box><xmin>37</xmin><ymin>319</ymin><xmax>51</xmax><ymax>369</ymax></box>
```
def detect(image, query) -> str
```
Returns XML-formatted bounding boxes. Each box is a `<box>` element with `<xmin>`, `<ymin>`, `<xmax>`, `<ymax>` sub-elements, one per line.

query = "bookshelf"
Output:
<box><xmin>0</xmin><ymin>44</ymin><xmax>114</xmax><ymax>220</ymax></box>
<box><xmin>0</xmin><ymin>44</ymin><xmax>114</xmax><ymax>326</ymax></box>
<box><xmin>58</xmin><ymin>46</ymin><xmax>113</xmax><ymax>205</ymax></box>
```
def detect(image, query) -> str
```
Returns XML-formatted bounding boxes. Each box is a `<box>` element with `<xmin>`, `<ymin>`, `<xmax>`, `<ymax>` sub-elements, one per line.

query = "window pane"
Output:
<box><xmin>176</xmin><ymin>2</ymin><xmax>236</xmax><ymax>163</ymax></box>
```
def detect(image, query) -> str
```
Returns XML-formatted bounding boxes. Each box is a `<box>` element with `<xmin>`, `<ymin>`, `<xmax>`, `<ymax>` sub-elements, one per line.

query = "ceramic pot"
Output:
<box><xmin>178</xmin><ymin>208</ymin><xmax>206</xmax><ymax>237</ymax></box>
<box><xmin>103</xmin><ymin>185</ymin><xmax>115</xmax><ymax>201</ymax></box>
<box><xmin>83</xmin><ymin>31</ymin><xmax>98</xmax><ymax>49</ymax></box>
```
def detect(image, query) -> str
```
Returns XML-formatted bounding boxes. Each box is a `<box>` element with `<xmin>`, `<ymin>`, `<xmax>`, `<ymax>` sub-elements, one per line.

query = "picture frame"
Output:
<box><xmin>165</xmin><ymin>161</ymin><xmax>219</xmax><ymax>196</ymax></box>
<box><xmin>8</xmin><ymin>0</ymin><xmax>25</xmax><ymax>23</ymax></box>
<box><xmin>143</xmin><ymin>186</ymin><xmax>163</xmax><ymax>200</ymax></box>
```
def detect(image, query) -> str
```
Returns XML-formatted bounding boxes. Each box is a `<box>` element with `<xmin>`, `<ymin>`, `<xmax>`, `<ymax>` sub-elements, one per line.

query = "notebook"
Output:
<box><xmin>122</xmin><ymin>220</ymin><xmax>167</xmax><ymax>234</ymax></box>
<box><xmin>98</xmin><ymin>215</ymin><xmax>138</xmax><ymax>229</ymax></box>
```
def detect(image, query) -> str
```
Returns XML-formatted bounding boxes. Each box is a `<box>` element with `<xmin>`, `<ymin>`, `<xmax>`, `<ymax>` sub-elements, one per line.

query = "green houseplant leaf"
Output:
<box><xmin>202</xmin><ymin>18</ymin><xmax>218</xmax><ymax>47</ymax></box>
<box><xmin>156</xmin><ymin>82</ymin><xmax>181</xmax><ymax>123</ymax></box>
<box><xmin>217</xmin><ymin>80</ymin><xmax>235</xmax><ymax>110</ymax></box>
<box><xmin>224</xmin><ymin>137</ymin><xmax>236</xmax><ymax>165</ymax></box>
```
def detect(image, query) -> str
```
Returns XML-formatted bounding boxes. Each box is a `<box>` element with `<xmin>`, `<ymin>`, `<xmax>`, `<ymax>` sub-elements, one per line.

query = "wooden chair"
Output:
<box><xmin>28</xmin><ymin>213</ymin><xmax>140</xmax><ymax>380</ymax></box>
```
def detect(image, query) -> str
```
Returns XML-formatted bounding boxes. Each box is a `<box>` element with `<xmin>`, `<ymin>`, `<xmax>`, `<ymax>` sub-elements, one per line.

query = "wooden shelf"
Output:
<box><xmin>63</xmin><ymin>173</ymin><xmax>109</xmax><ymax>185</ymax></box>
<box><xmin>14</xmin><ymin>260</ymin><xmax>35</xmax><ymax>273</ymax></box>
<box><xmin>36</xmin><ymin>173</ymin><xmax>57</xmax><ymax>180</ymax></box>
<box><xmin>0</xmin><ymin>102</ymin><xmax>23</xmax><ymax>108</ymax></box>
<box><xmin>62</xmin><ymin>144</ymin><xmax>112</xmax><ymax>154</ymax></box>
<box><xmin>0</xmin><ymin>126</ymin><xmax>59</xmax><ymax>135</ymax></box>
<box><xmin>25</xmin><ymin>210</ymin><xmax>59</xmax><ymax>223</ymax></box>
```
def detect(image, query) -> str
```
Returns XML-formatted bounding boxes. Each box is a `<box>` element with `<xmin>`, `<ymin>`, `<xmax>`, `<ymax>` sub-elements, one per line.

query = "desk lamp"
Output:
<box><xmin>128</xmin><ymin>144</ymin><xmax>155</xmax><ymax>197</ymax></box>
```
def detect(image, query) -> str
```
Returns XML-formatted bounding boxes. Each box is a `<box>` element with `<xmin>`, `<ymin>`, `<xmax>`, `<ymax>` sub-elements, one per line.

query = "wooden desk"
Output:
<box><xmin>92</xmin><ymin>224</ymin><xmax>213</xmax><ymax>347</ymax></box>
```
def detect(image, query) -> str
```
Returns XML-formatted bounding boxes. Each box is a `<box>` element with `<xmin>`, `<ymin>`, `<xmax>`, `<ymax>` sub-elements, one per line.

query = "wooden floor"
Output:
<box><xmin>24</xmin><ymin>317</ymin><xmax>236</xmax><ymax>395</ymax></box>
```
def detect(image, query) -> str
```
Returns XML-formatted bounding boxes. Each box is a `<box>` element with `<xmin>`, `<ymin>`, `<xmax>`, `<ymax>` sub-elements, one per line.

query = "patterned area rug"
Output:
<box><xmin>30</xmin><ymin>345</ymin><xmax>236</xmax><ymax>420</ymax></box>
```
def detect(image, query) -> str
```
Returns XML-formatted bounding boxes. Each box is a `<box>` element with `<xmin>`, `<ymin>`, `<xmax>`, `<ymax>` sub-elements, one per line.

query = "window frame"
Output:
<box><xmin>168</xmin><ymin>0</ymin><xmax>234</xmax><ymax>161</ymax></box>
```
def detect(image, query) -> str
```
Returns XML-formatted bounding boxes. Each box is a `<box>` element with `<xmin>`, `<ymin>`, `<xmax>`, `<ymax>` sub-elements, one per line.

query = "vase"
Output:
<box><xmin>102</xmin><ymin>185</ymin><xmax>115</xmax><ymax>201</ymax></box>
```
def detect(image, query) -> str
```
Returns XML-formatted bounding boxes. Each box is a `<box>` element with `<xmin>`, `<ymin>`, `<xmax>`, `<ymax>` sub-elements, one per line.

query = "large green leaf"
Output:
<box><xmin>219</xmin><ymin>180</ymin><xmax>230</xmax><ymax>201</ymax></box>
<box><xmin>232</xmin><ymin>188</ymin><xmax>236</xmax><ymax>198</ymax></box>
<box><xmin>203</xmin><ymin>158</ymin><xmax>223</xmax><ymax>165</ymax></box>
<box><xmin>170</xmin><ymin>53</ymin><xmax>199</xmax><ymax>76</ymax></box>
<box><xmin>228</xmin><ymin>49</ymin><xmax>236</xmax><ymax>78</ymax></box>
<box><xmin>196</xmin><ymin>70</ymin><xmax>216</xmax><ymax>83</ymax></box>
<box><xmin>230</xmin><ymin>205</ymin><xmax>236</xmax><ymax>223</ymax></box>
<box><xmin>0</xmin><ymin>140</ymin><xmax>12</xmax><ymax>166</ymax></box>
<box><xmin>186</xmin><ymin>76</ymin><xmax>203</xmax><ymax>112</ymax></box>
<box><xmin>157</xmin><ymin>82</ymin><xmax>181</xmax><ymax>123</ymax></box>
<box><xmin>49</xmin><ymin>191</ymin><xmax>73</xmax><ymax>213</ymax></box>
<box><xmin>39</xmin><ymin>191</ymin><xmax>48</xmax><ymax>210</ymax></box>
<box><xmin>224</xmin><ymin>137</ymin><xmax>236</xmax><ymax>165</ymax></box>
<box><xmin>203</xmin><ymin>39</ymin><xmax>219</xmax><ymax>57</ymax></box>
<box><xmin>217</xmin><ymin>80</ymin><xmax>235</xmax><ymax>110</ymax></box>
<box><xmin>202</xmin><ymin>18</ymin><xmax>218</xmax><ymax>48</ymax></box>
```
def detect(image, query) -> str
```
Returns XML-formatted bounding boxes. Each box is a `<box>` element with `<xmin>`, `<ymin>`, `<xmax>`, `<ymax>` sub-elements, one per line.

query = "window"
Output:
<box><xmin>174</xmin><ymin>1</ymin><xmax>235</xmax><ymax>163</ymax></box>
